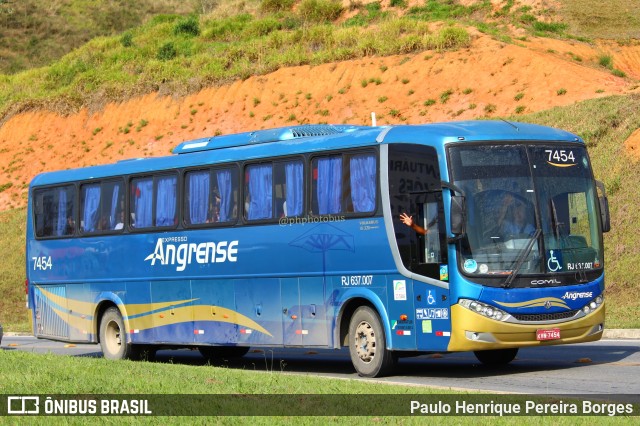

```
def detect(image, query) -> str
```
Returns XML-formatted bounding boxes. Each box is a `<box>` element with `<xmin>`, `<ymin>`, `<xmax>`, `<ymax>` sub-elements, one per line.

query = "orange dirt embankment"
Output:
<box><xmin>0</xmin><ymin>33</ymin><xmax>638</xmax><ymax>210</ymax></box>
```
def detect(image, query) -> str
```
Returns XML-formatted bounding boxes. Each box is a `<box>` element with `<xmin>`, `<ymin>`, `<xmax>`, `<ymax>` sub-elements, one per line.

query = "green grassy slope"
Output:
<box><xmin>0</xmin><ymin>0</ymin><xmax>197</xmax><ymax>74</ymax></box>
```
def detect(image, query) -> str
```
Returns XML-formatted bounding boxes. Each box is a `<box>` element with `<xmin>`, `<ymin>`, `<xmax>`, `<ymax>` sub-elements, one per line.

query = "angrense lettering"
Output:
<box><xmin>561</xmin><ymin>291</ymin><xmax>593</xmax><ymax>300</ymax></box>
<box><xmin>145</xmin><ymin>238</ymin><xmax>238</xmax><ymax>271</ymax></box>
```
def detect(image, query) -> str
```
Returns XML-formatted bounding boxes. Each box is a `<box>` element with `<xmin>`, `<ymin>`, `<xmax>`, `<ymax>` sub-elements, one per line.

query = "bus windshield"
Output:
<box><xmin>448</xmin><ymin>143</ymin><xmax>604</xmax><ymax>283</ymax></box>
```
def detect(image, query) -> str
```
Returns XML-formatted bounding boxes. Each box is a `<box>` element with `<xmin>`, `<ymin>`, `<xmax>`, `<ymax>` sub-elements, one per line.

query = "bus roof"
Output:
<box><xmin>30</xmin><ymin>120</ymin><xmax>582</xmax><ymax>187</ymax></box>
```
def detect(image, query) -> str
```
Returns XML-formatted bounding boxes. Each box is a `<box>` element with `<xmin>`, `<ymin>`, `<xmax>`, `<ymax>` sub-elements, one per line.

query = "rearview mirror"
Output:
<box><xmin>450</xmin><ymin>195</ymin><xmax>466</xmax><ymax>236</ymax></box>
<box><xmin>595</xmin><ymin>181</ymin><xmax>610</xmax><ymax>233</ymax></box>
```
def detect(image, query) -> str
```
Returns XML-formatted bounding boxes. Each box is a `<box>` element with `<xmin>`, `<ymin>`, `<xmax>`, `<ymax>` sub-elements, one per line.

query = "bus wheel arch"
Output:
<box><xmin>340</xmin><ymin>299</ymin><xmax>397</xmax><ymax>377</ymax></box>
<box><xmin>98</xmin><ymin>305</ymin><xmax>135</xmax><ymax>360</ymax></box>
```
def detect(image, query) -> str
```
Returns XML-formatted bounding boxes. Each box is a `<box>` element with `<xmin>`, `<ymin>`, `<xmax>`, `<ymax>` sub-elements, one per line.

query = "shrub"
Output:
<box><xmin>157</xmin><ymin>42</ymin><xmax>177</xmax><ymax>60</ymax></box>
<box><xmin>298</xmin><ymin>0</ymin><xmax>344</xmax><ymax>24</ymax></box>
<box><xmin>390</xmin><ymin>0</ymin><xmax>407</xmax><ymax>7</ymax></box>
<box><xmin>174</xmin><ymin>16</ymin><xmax>200</xmax><ymax>37</ymax></box>
<box><xmin>120</xmin><ymin>32</ymin><xmax>133</xmax><ymax>48</ymax></box>
<box><xmin>598</xmin><ymin>54</ymin><xmax>613</xmax><ymax>69</ymax></box>
<box><xmin>484</xmin><ymin>104</ymin><xmax>497</xmax><ymax>114</ymax></box>
<box><xmin>532</xmin><ymin>21</ymin><xmax>567</xmax><ymax>34</ymax></box>
<box><xmin>440</xmin><ymin>89</ymin><xmax>453</xmax><ymax>104</ymax></box>
<box><xmin>612</xmin><ymin>69</ymin><xmax>626</xmax><ymax>78</ymax></box>
<box><xmin>259</xmin><ymin>0</ymin><xmax>296</xmax><ymax>13</ymax></box>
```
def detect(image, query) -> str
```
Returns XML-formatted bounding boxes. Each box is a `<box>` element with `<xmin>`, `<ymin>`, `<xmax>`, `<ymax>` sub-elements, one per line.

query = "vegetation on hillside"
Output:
<box><xmin>0</xmin><ymin>0</ymin><xmax>198</xmax><ymax>74</ymax></box>
<box><xmin>0</xmin><ymin>0</ymin><xmax>595</xmax><ymax>122</ymax></box>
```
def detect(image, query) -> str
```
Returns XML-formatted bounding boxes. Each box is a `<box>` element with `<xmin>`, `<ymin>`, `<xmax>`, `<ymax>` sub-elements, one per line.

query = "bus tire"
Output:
<box><xmin>99</xmin><ymin>307</ymin><xmax>134</xmax><ymax>360</ymax></box>
<box><xmin>348</xmin><ymin>306</ymin><xmax>396</xmax><ymax>377</ymax></box>
<box><xmin>474</xmin><ymin>348</ymin><xmax>519</xmax><ymax>366</ymax></box>
<box><xmin>199</xmin><ymin>346</ymin><xmax>250</xmax><ymax>361</ymax></box>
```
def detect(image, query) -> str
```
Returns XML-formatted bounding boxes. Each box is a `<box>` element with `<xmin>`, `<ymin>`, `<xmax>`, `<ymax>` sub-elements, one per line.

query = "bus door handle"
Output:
<box><xmin>310</xmin><ymin>304</ymin><xmax>316</xmax><ymax>317</ymax></box>
<box><xmin>256</xmin><ymin>304</ymin><xmax>262</xmax><ymax>316</ymax></box>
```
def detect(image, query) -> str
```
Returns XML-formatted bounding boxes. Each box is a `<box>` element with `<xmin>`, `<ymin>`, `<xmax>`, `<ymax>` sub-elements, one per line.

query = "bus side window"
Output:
<box><xmin>80</xmin><ymin>183</ymin><xmax>101</xmax><ymax>233</ymax></box>
<box><xmin>312</xmin><ymin>152</ymin><xmax>376</xmax><ymax>216</ymax></box>
<box><xmin>155</xmin><ymin>175</ymin><xmax>177</xmax><ymax>227</ymax></box>
<box><xmin>313</xmin><ymin>155</ymin><xmax>342</xmax><ymax>215</ymax></box>
<box><xmin>214</xmin><ymin>168</ymin><xmax>237</xmax><ymax>223</ymax></box>
<box><xmin>131</xmin><ymin>178</ymin><xmax>153</xmax><ymax>229</ymax></box>
<box><xmin>274</xmin><ymin>160</ymin><xmax>303</xmax><ymax>218</ymax></box>
<box><xmin>347</xmin><ymin>153</ymin><xmax>376</xmax><ymax>213</ymax></box>
<box><xmin>421</xmin><ymin>200</ymin><xmax>442</xmax><ymax>264</ymax></box>
<box><xmin>185</xmin><ymin>170</ymin><xmax>211</xmax><ymax>225</ymax></box>
<box><xmin>245</xmin><ymin>163</ymin><xmax>273</xmax><ymax>220</ymax></box>
<box><xmin>34</xmin><ymin>186</ymin><xmax>76</xmax><ymax>238</ymax></box>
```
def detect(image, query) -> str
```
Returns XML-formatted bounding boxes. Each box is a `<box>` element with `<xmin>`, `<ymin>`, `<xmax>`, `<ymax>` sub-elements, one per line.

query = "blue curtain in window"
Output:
<box><xmin>188</xmin><ymin>172</ymin><xmax>209</xmax><ymax>224</ymax></box>
<box><xmin>83</xmin><ymin>184</ymin><xmax>101</xmax><ymax>232</ymax></box>
<box><xmin>317</xmin><ymin>157</ymin><xmax>342</xmax><ymax>214</ymax></box>
<box><xmin>248</xmin><ymin>165</ymin><xmax>272</xmax><ymax>220</ymax></box>
<box><xmin>156</xmin><ymin>176</ymin><xmax>177</xmax><ymax>227</ymax></box>
<box><xmin>217</xmin><ymin>170</ymin><xmax>232</xmax><ymax>222</ymax></box>
<box><xmin>285</xmin><ymin>162</ymin><xmax>303</xmax><ymax>216</ymax></box>
<box><xmin>55</xmin><ymin>189</ymin><xmax>67</xmax><ymax>236</ymax></box>
<box><xmin>134</xmin><ymin>179</ymin><xmax>153</xmax><ymax>228</ymax></box>
<box><xmin>350</xmin><ymin>154</ymin><xmax>376</xmax><ymax>212</ymax></box>
<box><xmin>109</xmin><ymin>185</ymin><xmax>120</xmax><ymax>229</ymax></box>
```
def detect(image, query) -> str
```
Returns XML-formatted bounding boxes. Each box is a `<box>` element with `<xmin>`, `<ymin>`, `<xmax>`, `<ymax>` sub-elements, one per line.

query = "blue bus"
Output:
<box><xmin>26</xmin><ymin>121</ymin><xmax>610</xmax><ymax>377</ymax></box>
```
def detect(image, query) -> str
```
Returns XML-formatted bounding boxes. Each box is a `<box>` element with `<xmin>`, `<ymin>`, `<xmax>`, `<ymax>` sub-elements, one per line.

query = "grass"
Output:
<box><xmin>0</xmin><ymin>0</ymin><xmax>196</xmax><ymax>75</ymax></box>
<box><xmin>558</xmin><ymin>0</ymin><xmax>640</xmax><ymax>39</ymax></box>
<box><xmin>0</xmin><ymin>208</ymin><xmax>29</xmax><ymax>332</ymax></box>
<box><xmin>0</xmin><ymin>351</ymin><xmax>635</xmax><ymax>424</ymax></box>
<box><xmin>2</xmin><ymin>0</ymin><xmax>630</xmax><ymax>122</ymax></box>
<box><xmin>0</xmin><ymin>3</ymin><xmax>477</xmax><ymax>121</ymax></box>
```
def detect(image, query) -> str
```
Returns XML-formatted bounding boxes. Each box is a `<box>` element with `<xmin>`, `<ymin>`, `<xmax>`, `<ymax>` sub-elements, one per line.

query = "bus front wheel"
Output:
<box><xmin>348</xmin><ymin>306</ymin><xmax>396</xmax><ymax>377</ymax></box>
<box><xmin>474</xmin><ymin>348</ymin><xmax>519</xmax><ymax>366</ymax></box>
<box><xmin>99</xmin><ymin>307</ymin><xmax>134</xmax><ymax>360</ymax></box>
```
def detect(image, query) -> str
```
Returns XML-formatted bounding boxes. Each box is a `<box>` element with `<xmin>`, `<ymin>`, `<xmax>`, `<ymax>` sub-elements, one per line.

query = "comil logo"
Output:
<box><xmin>145</xmin><ymin>237</ymin><xmax>238</xmax><ymax>272</ymax></box>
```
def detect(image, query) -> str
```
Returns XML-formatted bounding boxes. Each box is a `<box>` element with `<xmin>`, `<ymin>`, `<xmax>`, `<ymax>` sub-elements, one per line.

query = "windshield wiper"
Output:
<box><xmin>503</xmin><ymin>228</ymin><xmax>542</xmax><ymax>288</ymax></box>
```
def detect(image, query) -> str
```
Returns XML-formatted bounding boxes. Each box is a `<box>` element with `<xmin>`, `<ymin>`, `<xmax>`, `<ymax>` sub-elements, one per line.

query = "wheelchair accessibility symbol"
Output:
<box><xmin>547</xmin><ymin>250</ymin><xmax>563</xmax><ymax>272</ymax></box>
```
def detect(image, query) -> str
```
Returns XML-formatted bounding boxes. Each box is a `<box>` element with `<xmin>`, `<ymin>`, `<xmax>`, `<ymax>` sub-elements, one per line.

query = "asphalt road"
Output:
<box><xmin>3</xmin><ymin>335</ymin><xmax>639</xmax><ymax>402</ymax></box>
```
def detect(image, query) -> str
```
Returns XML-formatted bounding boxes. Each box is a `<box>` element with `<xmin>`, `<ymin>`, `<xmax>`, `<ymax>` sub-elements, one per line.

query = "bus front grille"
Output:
<box><xmin>512</xmin><ymin>310</ymin><xmax>579</xmax><ymax>322</ymax></box>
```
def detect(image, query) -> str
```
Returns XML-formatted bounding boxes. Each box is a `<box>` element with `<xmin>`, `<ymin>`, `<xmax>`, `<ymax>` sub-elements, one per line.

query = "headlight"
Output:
<box><xmin>583</xmin><ymin>294</ymin><xmax>604</xmax><ymax>315</ymax></box>
<box><xmin>459</xmin><ymin>299</ymin><xmax>511</xmax><ymax>322</ymax></box>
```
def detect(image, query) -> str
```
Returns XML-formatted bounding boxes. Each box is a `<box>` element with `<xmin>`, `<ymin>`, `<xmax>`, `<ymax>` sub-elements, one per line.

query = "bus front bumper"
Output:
<box><xmin>447</xmin><ymin>303</ymin><xmax>605</xmax><ymax>352</ymax></box>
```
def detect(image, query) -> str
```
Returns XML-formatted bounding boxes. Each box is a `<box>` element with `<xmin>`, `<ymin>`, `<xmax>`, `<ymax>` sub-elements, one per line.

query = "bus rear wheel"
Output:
<box><xmin>99</xmin><ymin>307</ymin><xmax>134</xmax><ymax>360</ymax></box>
<box><xmin>474</xmin><ymin>348</ymin><xmax>519</xmax><ymax>366</ymax></box>
<box><xmin>348</xmin><ymin>306</ymin><xmax>396</xmax><ymax>377</ymax></box>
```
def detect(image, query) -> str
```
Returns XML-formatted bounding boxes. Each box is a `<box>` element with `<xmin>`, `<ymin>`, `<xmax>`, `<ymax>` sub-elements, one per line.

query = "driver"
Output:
<box><xmin>498</xmin><ymin>194</ymin><xmax>535</xmax><ymax>237</ymax></box>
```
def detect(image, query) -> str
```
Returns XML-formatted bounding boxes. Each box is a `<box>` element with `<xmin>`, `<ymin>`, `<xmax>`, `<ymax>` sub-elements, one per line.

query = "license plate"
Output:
<box><xmin>536</xmin><ymin>328</ymin><xmax>561</xmax><ymax>341</ymax></box>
